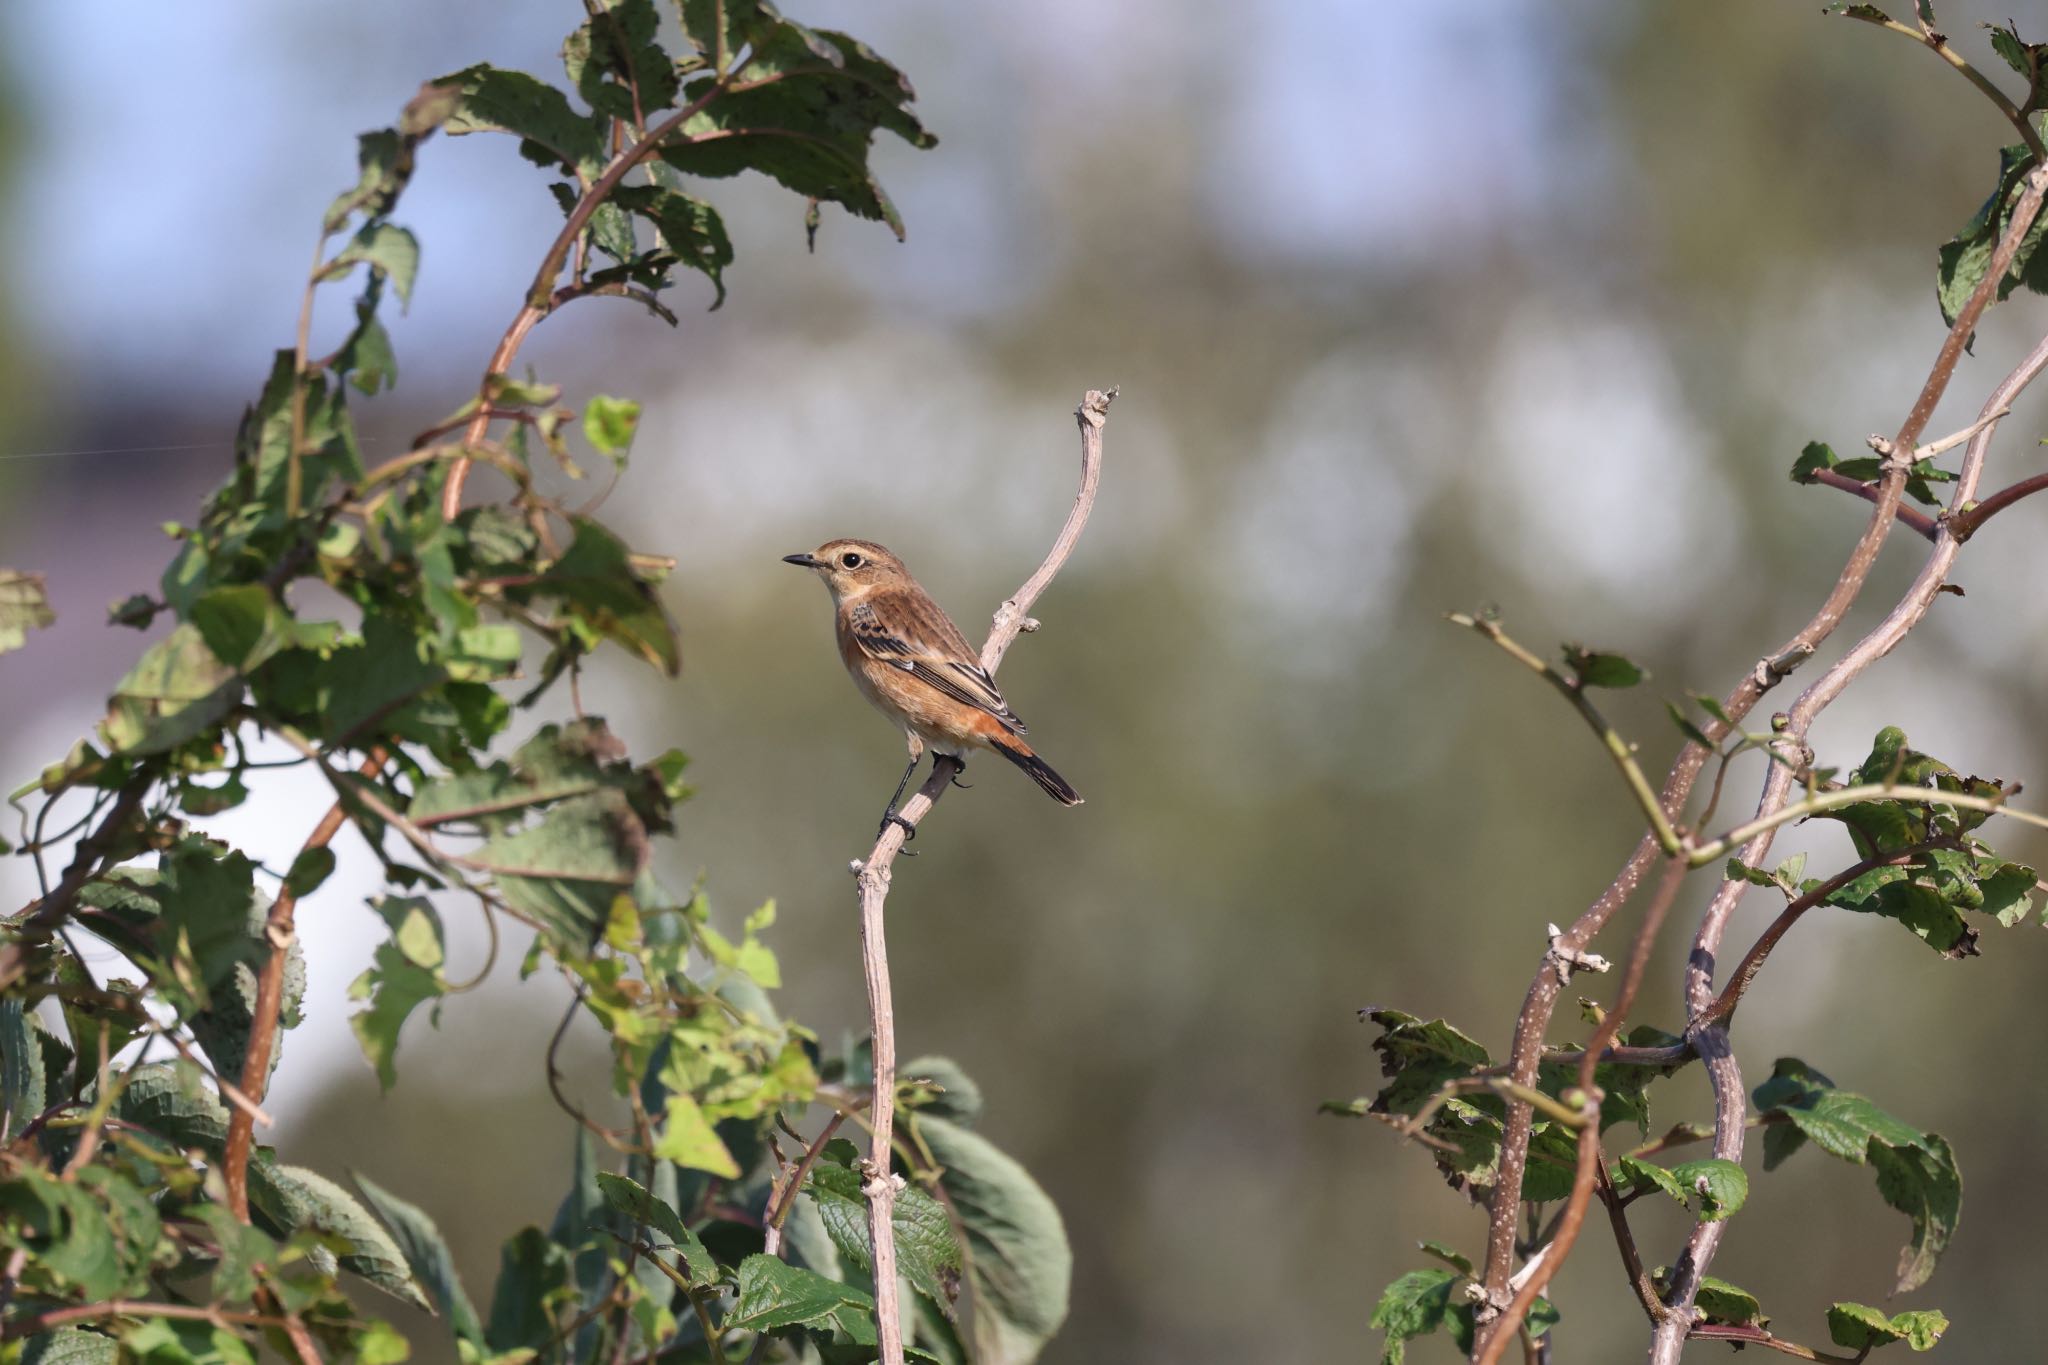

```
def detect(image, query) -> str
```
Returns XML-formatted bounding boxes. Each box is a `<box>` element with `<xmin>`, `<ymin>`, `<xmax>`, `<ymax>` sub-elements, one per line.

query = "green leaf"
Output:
<box><xmin>486</xmin><ymin>1226</ymin><xmax>572</xmax><ymax>1353</ymax></box>
<box><xmin>1693</xmin><ymin>1274</ymin><xmax>1766</xmax><ymax>1328</ymax></box>
<box><xmin>582</xmin><ymin>395</ymin><xmax>642</xmax><ymax>465</ymax></box>
<box><xmin>1561</xmin><ymin>643</ymin><xmax>1645</xmax><ymax>688</ymax></box>
<box><xmin>1613</xmin><ymin>1155</ymin><xmax>1687</xmax><ymax>1205</ymax></box>
<box><xmin>1752</xmin><ymin>1059</ymin><xmax>1960</xmax><ymax>1292</ymax></box>
<box><xmin>1790</xmin><ymin>439</ymin><xmax>1838</xmax><ymax>483</ymax></box>
<box><xmin>663</xmin><ymin>20</ymin><xmax>936</xmax><ymax>237</ymax></box>
<box><xmin>608</xmin><ymin>183</ymin><xmax>735</xmax><ymax>307</ymax></box>
<box><xmin>329</xmin><ymin>224</ymin><xmax>421</xmax><ymax>307</ymax></box>
<box><xmin>1936</xmin><ymin>141</ymin><xmax>2048</xmax><ymax>330</ymax></box>
<box><xmin>530</xmin><ymin>518</ymin><xmax>680</xmax><ymax>675</ymax></box>
<box><xmin>726</xmin><ymin>1254</ymin><xmax>879</xmax><ymax>1341</ymax></box>
<box><xmin>1</xmin><ymin>999</ymin><xmax>48</xmax><ymax>1138</ymax></box>
<box><xmin>283</xmin><ymin>846</ymin><xmax>338</xmax><ymax>900</ymax></box>
<box><xmin>563</xmin><ymin>0</ymin><xmax>680</xmax><ymax>119</ymax></box>
<box><xmin>353</xmin><ymin>1173</ymin><xmax>486</xmax><ymax>1345</ymax></box>
<box><xmin>652</xmin><ymin>1092</ymin><xmax>741</xmax><ymax>1178</ymax></box>
<box><xmin>594</xmin><ymin>1172</ymin><xmax>718</xmax><ymax>1288</ymax></box>
<box><xmin>324</xmin><ymin>80</ymin><xmax>460</xmax><ymax>229</ymax></box>
<box><xmin>1415</xmin><ymin>1241</ymin><xmax>1474</xmax><ymax>1277</ymax></box>
<box><xmin>0</xmin><ymin>570</ymin><xmax>55</xmax><ymax>653</ymax></box>
<box><xmin>1370</xmin><ymin>1268</ymin><xmax>1458</xmax><ymax>1365</ymax></box>
<box><xmin>1827</xmin><ymin>1302</ymin><xmax>1949</xmax><ymax>1351</ymax></box>
<box><xmin>916</xmin><ymin>1114</ymin><xmax>1070</xmax><ymax>1363</ymax></box>
<box><xmin>1362</xmin><ymin>1008</ymin><xmax>1491</xmax><ymax>1115</ymax></box>
<box><xmin>18</xmin><ymin>1329</ymin><xmax>120</xmax><ymax>1365</ymax></box>
<box><xmin>0</xmin><ymin>1167</ymin><xmax>125</xmax><ymax>1299</ymax></box>
<box><xmin>111</xmin><ymin>1060</ymin><xmax>231</xmax><ymax>1150</ymax></box>
<box><xmin>249</xmin><ymin>1164</ymin><xmax>426</xmax><ymax>1311</ymax></box>
<box><xmin>155</xmin><ymin>836</ymin><xmax>266</xmax><ymax>996</ymax></box>
<box><xmin>409</xmin><ymin>717</ymin><xmax>654</xmax><ymax>827</ymax></box>
<box><xmin>348</xmin><ymin>897</ymin><xmax>450</xmax><ymax>1090</ymax></box>
<box><xmin>316</xmin><ymin>611</ymin><xmax>446</xmax><ymax>744</ymax></box>
<box><xmin>443</xmin><ymin>65</ymin><xmax>606</xmax><ymax>174</ymax></box>
<box><xmin>806</xmin><ymin>1156</ymin><xmax>963</xmax><ymax>1317</ymax></box>
<box><xmin>99</xmin><ymin>624</ymin><xmax>241</xmax><ymax>756</ymax></box>
<box><xmin>1671</xmin><ymin>1157</ymin><xmax>1748</xmax><ymax>1221</ymax></box>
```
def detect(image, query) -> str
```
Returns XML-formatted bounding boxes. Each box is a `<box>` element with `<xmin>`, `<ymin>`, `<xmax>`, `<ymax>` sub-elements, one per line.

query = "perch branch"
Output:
<box><xmin>848</xmin><ymin>388</ymin><xmax>1113</xmax><ymax>1364</ymax></box>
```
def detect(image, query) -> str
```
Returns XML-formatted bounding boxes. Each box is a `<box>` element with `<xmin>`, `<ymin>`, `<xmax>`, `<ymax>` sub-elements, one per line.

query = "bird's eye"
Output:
<box><xmin>840</xmin><ymin>552</ymin><xmax>864</xmax><ymax>569</ymax></box>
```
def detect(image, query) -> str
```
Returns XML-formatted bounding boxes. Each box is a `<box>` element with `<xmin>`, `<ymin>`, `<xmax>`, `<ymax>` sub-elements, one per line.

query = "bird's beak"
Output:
<box><xmin>782</xmin><ymin>552</ymin><xmax>823</xmax><ymax>568</ymax></box>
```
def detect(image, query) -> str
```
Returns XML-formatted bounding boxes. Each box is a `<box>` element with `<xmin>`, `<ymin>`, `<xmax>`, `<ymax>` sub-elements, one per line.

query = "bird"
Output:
<box><xmin>783</xmin><ymin>538</ymin><xmax>1082</xmax><ymax>840</ymax></box>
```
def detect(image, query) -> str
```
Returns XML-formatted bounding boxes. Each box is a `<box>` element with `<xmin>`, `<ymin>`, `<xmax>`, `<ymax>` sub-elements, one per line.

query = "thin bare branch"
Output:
<box><xmin>847</xmin><ymin>388</ymin><xmax>1112</xmax><ymax>1364</ymax></box>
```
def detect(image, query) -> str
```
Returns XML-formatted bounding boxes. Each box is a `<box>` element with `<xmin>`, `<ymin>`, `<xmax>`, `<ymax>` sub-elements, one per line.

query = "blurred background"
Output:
<box><xmin>5</xmin><ymin>1</ymin><xmax>2048</xmax><ymax>1359</ymax></box>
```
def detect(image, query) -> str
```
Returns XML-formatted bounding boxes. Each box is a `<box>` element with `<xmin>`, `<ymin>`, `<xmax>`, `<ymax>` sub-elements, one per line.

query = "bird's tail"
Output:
<box><xmin>991</xmin><ymin>736</ymin><xmax>1083</xmax><ymax>806</ymax></box>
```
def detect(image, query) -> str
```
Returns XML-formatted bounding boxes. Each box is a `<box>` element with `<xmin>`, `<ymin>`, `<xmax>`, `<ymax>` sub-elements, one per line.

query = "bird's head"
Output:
<box><xmin>781</xmin><ymin>538</ymin><xmax>906</xmax><ymax>601</ymax></box>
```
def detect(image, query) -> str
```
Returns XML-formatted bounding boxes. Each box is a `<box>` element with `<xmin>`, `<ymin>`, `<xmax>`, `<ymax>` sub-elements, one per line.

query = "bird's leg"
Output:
<box><xmin>877</xmin><ymin>750</ymin><xmax>923</xmax><ymax>852</ymax></box>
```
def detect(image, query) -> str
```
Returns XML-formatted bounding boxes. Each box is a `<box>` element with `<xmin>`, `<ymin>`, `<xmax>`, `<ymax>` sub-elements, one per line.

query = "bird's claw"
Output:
<box><xmin>880</xmin><ymin>812</ymin><xmax>919</xmax><ymax>853</ymax></box>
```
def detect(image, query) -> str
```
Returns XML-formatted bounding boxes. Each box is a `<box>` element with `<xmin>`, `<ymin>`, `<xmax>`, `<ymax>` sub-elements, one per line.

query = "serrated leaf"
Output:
<box><xmin>353</xmin><ymin>1173</ymin><xmax>486</xmax><ymax>1344</ymax></box>
<box><xmin>662</xmin><ymin>21</ymin><xmax>935</xmax><ymax>237</ymax></box>
<box><xmin>916</xmin><ymin>1114</ymin><xmax>1069</xmax><ymax>1363</ymax></box>
<box><xmin>443</xmin><ymin>65</ymin><xmax>606</xmax><ymax>174</ymax></box>
<box><xmin>330</xmin><ymin>224</ymin><xmax>421</xmax><ymax>307</ymax></box>
<box><xmin>1936</xmin><ymin>141</ymin><xmax>2048</xmax><ymax>330</ymax></box>
<box><xmin>486</xmin><ymin>1226</ymin><xmax>572</xmax><ymax>1354</ymax></box>
<box><xmin>530</xmin><ymin>518</ymin><xmax>680</xmax><ymax>675</ymax></box>
<box><xmin>1370</xmin><ymin>1268</ymin><xmax>1457</xmax><ymax>1365</ymax></box>
<box><xmin>1613</xmin><ymin>1155</ymin><xmax>1687</xmax><ymax>1205</ymax></box>
<box><xmin>805</xmin><ymin>1158</ymin><xmax>962</xmax><ymax>1317</ymax></box>
<box><xmin>653</xmin><ymin>1092</ymin><xmax>740</xmax><ymax>1177</ymax></box>
<box><xmin>1752</xmin><ymin>1059</ymin><xmax>1960</xmax><ymax>1292</ymax></box>
<box><xmin>1672</xmin><ymin>1157</ymin><xmax>1748</xmax><ymax>1221</ymax></box>
<box><xmin>0</xmin><ymin>570</ymin><xmax>55</xmax><ymax>654</ymax></box>
<box><xmin>348</xmin><ymin>897</ymin><xmax>449</xmax><ymax>1090</ymax></box>
<box><xmin>18</xmin><ymin>1329</ymin><xmax>121</xmax><ymax>1365</ymax></box>
<box><xmin>1827</xmin><ymin>1301</ymin><xmax>1949</xmax><ymax>1351</ymax></box>
<box><xmin>250</xmin><ymin>1164</ymin><xmax>426</xmax><ymax>1311</ymax></box>
<box><xmin>724</xmin><ymin>1254</ymin><xmax>876</xmax><ymax>1337</ymax></box>
<box><xmin>1561</xmin><ymin>644</ymin><xmax>1645</xmax><ymax>688</ymax></box>
<box><xmin>99</xmin><ymin>624</ymin><xmax>241</xmax><ymax>756</ymax></box>
<box><xmin>594</xmin><ymin>1172</ymin><xmax>718</xmax><ymax>1288</ymax></box>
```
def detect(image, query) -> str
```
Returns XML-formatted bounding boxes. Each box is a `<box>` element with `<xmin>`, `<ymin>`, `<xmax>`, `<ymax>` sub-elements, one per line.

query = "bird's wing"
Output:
<box><xmin>847</xmin><ymin>593</ymin><xmax>1026</xmax><ymax>733</ymax></box>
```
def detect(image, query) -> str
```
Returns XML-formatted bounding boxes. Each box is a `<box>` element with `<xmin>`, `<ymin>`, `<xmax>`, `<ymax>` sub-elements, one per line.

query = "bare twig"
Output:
<box><xmin>1594</xmin><ymin>1155</ymin><xmax>1665</xmax><ymax>1324</ymax></box>
<box><xmin>223</xmin><ymin>750</ymin><xmax>385</xmax><ymax>1221</ymax></box>
<box><xmin>1646</xmin><ymin>189</ymin><xmax>2048</xmax><ymax>1365</ymax></box>
<box><xmin>1448</xmin><ymin>616</ymin><xmax>1682</xmax><ymax>855</ymax></box>
<box><xmin>1686</xmin><ymin>1323</ymin><xmax>1868</xmax><ymax>1363</ymax></box>
<box><xmin>847</xmin><ymin>388</ymin><xmax>1112</xmax><ymax>1364</ymax></box>
<box><xmin>1802</xmin><ymin>467</ymin><xmax>1939</xmax><ymax>541</ymax></box>
<box><xmin>1475</xmin><ymin>160</ymin><xmax>2048</xmax><ymax>1358</ymax></box>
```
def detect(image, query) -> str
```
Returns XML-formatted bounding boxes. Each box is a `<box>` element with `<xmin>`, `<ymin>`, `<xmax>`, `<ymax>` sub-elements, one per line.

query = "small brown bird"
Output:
<box><xmin>784</xmin><ymin>539</ymin><xmax>1081</xmax><ymax>836</ymax></box>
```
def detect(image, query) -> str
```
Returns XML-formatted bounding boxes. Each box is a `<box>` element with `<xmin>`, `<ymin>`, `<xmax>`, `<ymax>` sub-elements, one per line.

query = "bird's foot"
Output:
<box><xmin>947</xmin><ymin>758</ymin><xmax>972</xmax><ymax>790</ymax></box>
<box><xmin>879</xmin><ymin>811</ymin><xmax>919</xmax><ymax>853</ymax></box>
